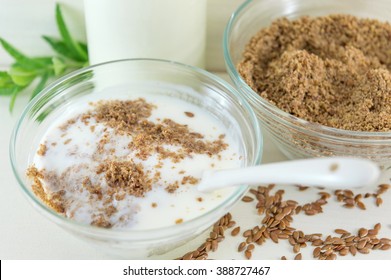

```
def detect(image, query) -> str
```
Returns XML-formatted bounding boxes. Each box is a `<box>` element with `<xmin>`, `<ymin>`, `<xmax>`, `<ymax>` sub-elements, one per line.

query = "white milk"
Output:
<box><xmin>84</xmin><ymin>0</ymin><xmax>206</xmax><ymax>68</ymax></box>
<box><xmin>32</xmin><ymin>91</ymin><xmax>242</xmax><ymax>230</ymax></box>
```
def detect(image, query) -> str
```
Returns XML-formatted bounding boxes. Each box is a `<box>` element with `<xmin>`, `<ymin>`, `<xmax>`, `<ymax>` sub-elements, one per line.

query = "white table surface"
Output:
<box><xmin>0</xmin><ymin>72</ymin><xmax>390</xmax><ymax>260</ymax></box>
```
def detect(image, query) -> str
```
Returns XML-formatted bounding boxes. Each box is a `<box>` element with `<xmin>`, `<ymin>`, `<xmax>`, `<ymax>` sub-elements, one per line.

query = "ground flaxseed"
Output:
<box><xmin>37</xmin><ymin>144</ymin><xmax>47</xmax><ymax>156</ymax></box>
<box><xmin>238</xmin><ymin>15</ymin><xmax>391</xmax><ymax>132</ymax></box>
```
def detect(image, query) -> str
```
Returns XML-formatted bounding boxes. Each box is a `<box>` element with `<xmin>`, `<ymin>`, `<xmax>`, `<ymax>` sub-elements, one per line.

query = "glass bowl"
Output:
<box><xmin>224</xmin><ymin>0</ymin><xmax>391</xmax><ymax>168</ymax></box>
<box><xmin>10</xmin><ymin>59</ymin><xmax>262</xmax><ymax>259</ymax></box>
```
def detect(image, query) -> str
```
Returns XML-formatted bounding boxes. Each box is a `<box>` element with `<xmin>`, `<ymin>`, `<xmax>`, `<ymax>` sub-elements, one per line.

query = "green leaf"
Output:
<box><xmin>0</xmin><ymin>72</ymin><xmax>18</xmax><ymax>96</ymax></box>
<box><xmin>8</xmin><ymin>86</ymin><xmax>24</xmax><ymax>112</ymax></box>
<box><xmin>0</xmin><ymin>38</ymin><xmax>44</xmax><ymax>69</ymax></box>
<box><xmin>0</xmin><ymin>71</ymin><xmax>13</xmax><ymax>87</ymax></box>
<box><xmin>42</xmin><ymin>35</ymin><xmax>78</xmax><ymax>60</ymax></box>
<box><xmin>30</xmin><ymin>72</ymin><xmax>50</xmax><ymax>100</ymax></box>
<box><xmin>79</xmin><ymin>41</ymin><xmax>88</xmax><ymax>56</ymax></box>
<box><xmin>34</xmin><ymin>56</ymin><xmax>54</xmax><ymax>66</ymax></box>
<box><xmin>56</xmin><ymin>4</ymin><xmax>88</xmax><ymax>62</ymax></box>
<box><xmin>52</xmin><ymin>56</ymin><xmax>66</xmax><ymax>76</ymax></box>
<box><xmin>9</xmin><ymin>65</ymin><xmax>37</xmax><ymax>86</ymax></box>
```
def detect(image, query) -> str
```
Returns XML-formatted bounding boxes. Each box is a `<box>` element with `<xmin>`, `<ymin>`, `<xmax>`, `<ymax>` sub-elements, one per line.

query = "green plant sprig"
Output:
<box><xmin>0</xmin><ymin>3</ymin><xmax>89</xmax><ymax>112</ymax></box>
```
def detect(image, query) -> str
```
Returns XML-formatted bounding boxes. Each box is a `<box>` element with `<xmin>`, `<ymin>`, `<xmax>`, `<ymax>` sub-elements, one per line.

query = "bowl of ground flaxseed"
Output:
<box><xmin>10</xmin><ymin>59</ymin><xmax>262</xmax><ymax>259</ymax></box>
<box><xmin>224</xmin><ymin>0</ymin><xmax>391</xmax><ymax>167</ymax></box>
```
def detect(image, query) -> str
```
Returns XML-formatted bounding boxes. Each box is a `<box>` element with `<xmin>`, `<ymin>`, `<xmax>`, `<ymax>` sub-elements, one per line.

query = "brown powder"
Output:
<box><xmin>89</xmin><ymin>99</ymin><xmax>228</xmax><ymax>160</ymax></box>
<box><xmin>166</xmin><ymin>181</ymin><xmax>180</xmax><ymax>193</ymax></box>
<box><xmin>37</xmin><ymin>144</ymin><xmax>47</xmax><ymax>156</ymax></box>
<box><xmin>96</xmin><ymin>160</ymin><xmax>151</xmax><ymax>197</ymax></box>
<box><xmin>26</xmin><ymin>166</ymin><xmax>65</xmax><ymax>213</ymax></box>
<box><xmin>238</xmin><ymin>15</ymin><xmax>391</xmax><ymax>132</ymax></box>
<box><xmin>181</xmin><ymin>176</ymin><xmax>199</xmax><ymax>185</ymax></box>
<box><xmin>82</xmin><ymin>177</ymin><xmax>103</xmax><ymax>200</ymax></box>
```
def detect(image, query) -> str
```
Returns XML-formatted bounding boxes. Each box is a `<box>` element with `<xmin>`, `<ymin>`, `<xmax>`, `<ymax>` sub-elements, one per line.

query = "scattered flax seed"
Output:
<box><xmin>197</xmin><ymin>197</ymin><xmax>203</xmax><ymax>202</ymax></box>
<box><xmin>329</xmin><ymin>163</ymin><xmax>339</xmax><ymax>172</ymax></box>
<box><xmin>297</xmin><ymin>185</ymin><xmax>309</xmax><ymax>191</ymax></box>
<box><xmin>357</xmin><ymin>201</ymin><xmax>366</xmax><ymax>210</ymax></box>
<box><xmin>184</xmin><ymin>112</ymin><xmax>195</xmax><ymax>118</ymax></box>
<box><xmin>294</xmin><ymin>253</ymin><xmax>302</xmax><ymax>260</ymax></box>
<box><xmin>238</xmin><ymin>242</ymin><xmax>247</xmax><ymax>252</ymax></box>
<box><xmin>64</xmin><ymin>138</ymin><xmax>72</xmax><ymax>145</ymax></box>
<box><xmin>177</xmin><ymin>213</ymin><xmax>236</xmax><ymax>260</ymax></box>
<box><xmin>242</xmin><ymin>196</ymin><xmax>254</xmax><ymax>202</ymax></box>
<box><xmin>175</xmin><ymin>218</ymin><xmax>184</xmax><ymax>224</ymax></box>
<box><xmin>151</xmin><ymin>203</ymin><xmax>157</xmax><ymax>208</ymax></box>
<box><xmin>245</xmin><ymin>250</ymin><xmax>252</xmax><ymax>260</ymax></box>
<box><xmin>376</xmin><ymin>197</ymin><xmax>383</xmax><ymax>206</ymax></box>
<box><xmin>37</xmin><ymin>144</ymin><xmax>47</xmax><ymax>156</ymax></box>
<box><xmin>231</xmin><ymin>226</ymin><xmax>241</xmax><ymax>237</ymax></box>
<box><xmin>247</xmin><ymin>244</ymin><xmax>255</xmax><ymax>251</ymax></box>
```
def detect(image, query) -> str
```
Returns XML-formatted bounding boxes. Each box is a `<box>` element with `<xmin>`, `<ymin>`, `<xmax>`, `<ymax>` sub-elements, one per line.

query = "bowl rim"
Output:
<box><xmin>10</xmin><ymin>58</ymin><xmax>263</xmax><ymax>241</ymax></box>
<box><xmin>223</xmin><ymin>0</ymin><xmax>391</xmax><ymax>139</ymax></box>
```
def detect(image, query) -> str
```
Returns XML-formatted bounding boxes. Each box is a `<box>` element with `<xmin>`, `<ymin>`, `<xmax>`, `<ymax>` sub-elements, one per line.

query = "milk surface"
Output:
<box><xmin>32</xmin><ymin>91</ymin><xmax>242</xmax><ymax>230</ymax></box>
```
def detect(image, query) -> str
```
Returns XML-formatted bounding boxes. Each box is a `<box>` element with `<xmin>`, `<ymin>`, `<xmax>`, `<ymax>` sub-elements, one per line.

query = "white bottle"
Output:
<box><xmin>84</xmin><ymin>0</ymin><xmax>206</xmax><ymax>68</ymax></box>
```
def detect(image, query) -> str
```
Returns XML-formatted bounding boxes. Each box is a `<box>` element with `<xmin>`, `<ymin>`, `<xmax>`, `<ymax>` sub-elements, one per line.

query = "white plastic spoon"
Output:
<box><xmin>197</xmin><ymin>157</ymin><xmax>381</xmax><ymax>192</ymax></box>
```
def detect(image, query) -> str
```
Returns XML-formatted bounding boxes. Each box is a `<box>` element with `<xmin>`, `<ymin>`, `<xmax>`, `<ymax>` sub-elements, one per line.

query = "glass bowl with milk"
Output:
<box><xmin>10</xmin><ymin>59</ymin><xmax>262</xmax><ymax>259</ymax></box>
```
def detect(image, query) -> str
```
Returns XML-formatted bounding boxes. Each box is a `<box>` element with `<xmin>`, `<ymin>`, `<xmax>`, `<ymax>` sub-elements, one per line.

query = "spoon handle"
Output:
<box><xmin>197</xmin><ymin>157</ymin><xmax>380</xmax><ymax>192</ymax></box>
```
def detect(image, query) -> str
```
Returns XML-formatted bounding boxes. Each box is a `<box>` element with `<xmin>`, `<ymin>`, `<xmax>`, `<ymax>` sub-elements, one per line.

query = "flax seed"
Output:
<box><xmin>358</xmin><ymin>228</ymin><xmax>368</xmax><ymax>238</ymax></box>
<box><xmin>359</xmin><ymin>248</ymin><xmax>370</xmax><ymax>254</ymax></box>
<box><xmin>238</xmin><ymin>242</ymin><xmax>247</xmax><ymax>252</ymax></box>
<box><xmin>245</xmin><ymin>250</ymin><xmax>252</xmax><ymax>260</ymax></box>
<box><xmin>335</xmin><ymin>229</ymin><xmax>349</xmax><ymax>235</ymax></box>
<box><xmin>374</xmin><ymin>223</ymin><xmax>382</xmax><ymax>231</ymax></box>
<box><xmin>339</xmin><ymin>248</ymin><xmax>349</xmax><ymax>256</ymax></box>
<box><xmin>357</xmin><ymin>240</ymin><xmax>367</xmax><ymax>250</ymax></box>
<box><xmin>349</xmin><ymin>245</ymin><xmax>357</xmax><ymax>256</ymax></box>
<box><xmin>313</xmin><ymin>247</ymin><xmax>321</xmax><ymax>258</ymax></box>
<box><xmin>380</xmin><ymin>238</ymin><xmax>391</xmax><ymax>245</ymax></box>
<box><xmin>247</xmin><ymin>244</ymin><xmax>255</xmax><ymax>251</ymax></box>
<box><xmin>357</xmin><ymin>201</ymin><xmax>366</xmax><ymax>210</ymax></box>
<box><xmin>183</xmin><ymin>252</ymin><xmax>193</xmax><ymax>260</ymax></box>
<box><xmin>243</xmin><ymin>229</ymin><xmax>252</xmax><ymax>237</ymax></box>
<box><xmin>211</xmin><ymin>240</ymin><xmax>218</xmax><ymax>252</ymax></box>
<box><xmin>293</xmin><ymin>244</ymin><xmax>301</xmax><ymax>253</ymax></box>
<box><xmin>227</xmin><ymin>221</ymin><xmax>236</xmax><ymax>228</ymax></box>
<box><xmin>253</xmin><ymin>230</ymin><xmax>263</xmax><ymax>242</ymax></box>
<box><xmin>270</xmin><ymin>231</ymin><xmax>279</xmax><ymax>243</ymax></box>
<box><xmin>242</xmin><ymin>196</ymin><xmax>254</xmax><ymax>202</ymax></box>
<box><xmin>294</xmin><ymin>253</ymin><xmax>302</xmax><ymax>260</ymax></box>
<box><xmin>231</xmin><ymin>226</ymin><xmax>240</xmax><ymax>237</ymax></box>
<box><xmin>376</xmin><ymin>197</ymin><xmax>383</xmax><ymax>206</ymax></box>
<box><xmin>326</xmin><ymin>254</ymin><xmax>337</xmax><ymax>260</ymax></box>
